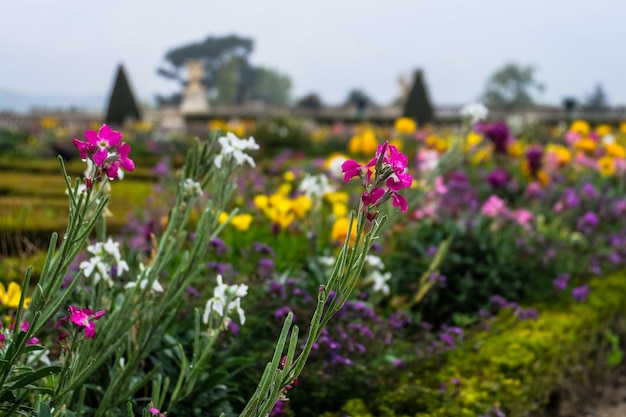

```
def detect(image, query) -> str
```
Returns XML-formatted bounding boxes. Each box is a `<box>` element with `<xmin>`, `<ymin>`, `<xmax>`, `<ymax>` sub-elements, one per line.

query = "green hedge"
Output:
<box><xmin>332</xmin><ymin>273</ymin><xmax>626</xmax><ymax>417</ymax></box>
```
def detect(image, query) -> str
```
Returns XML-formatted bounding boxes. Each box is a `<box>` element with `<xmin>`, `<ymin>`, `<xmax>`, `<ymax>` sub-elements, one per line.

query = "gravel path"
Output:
<box><xmin>559</xmin><ymin>365</ymin><xmax>626</xmax><ymax>417</ymax></box>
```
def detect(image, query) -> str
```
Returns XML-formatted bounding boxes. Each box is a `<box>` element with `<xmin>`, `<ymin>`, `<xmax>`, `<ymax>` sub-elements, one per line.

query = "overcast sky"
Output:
<box><xmin>1</xmin><ymin>0</ymin><xmax>625</xmax><ymax>108</ymax></box>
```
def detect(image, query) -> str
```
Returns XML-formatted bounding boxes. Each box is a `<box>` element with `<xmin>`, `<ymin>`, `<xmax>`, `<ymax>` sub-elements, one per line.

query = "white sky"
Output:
<box><xmin>1</xmin><ymin>0</ymin><xmax>625</xmax><ymax>106</ymax></box>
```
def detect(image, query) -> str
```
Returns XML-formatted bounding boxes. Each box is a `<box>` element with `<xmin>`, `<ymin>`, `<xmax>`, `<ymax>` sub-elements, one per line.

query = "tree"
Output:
<box><xmin>247</xmin><ymin>67</ymin><xmax>292</xmax><ymax>106</ymax></box>
<box><xmin>402</xmin><ymin>69</ymin><xmax>434</xmax><ymax>124</ymax></box>
<box><xmin>482</xmin><ymin>63</ymin><xmax>544</xmax><ymax>109</ymax></box>
<box><xmin>584</xmin><ymin>83</ymin><xmax>609</xmax><ymax>110</ymax></box>
<box><xmin>105</xmin><ymin>64</ymin><xmax>141</xmax><ymax>126</ymax></box>
<box><xmin>158</xmin><ymin>34</ymin><xmax>291</xmax><ymax>106</ymax></box>
<box><xmin>157</xmin><ymin>34</ymin><xmax>254</xmax><ymax>89</ymax></box>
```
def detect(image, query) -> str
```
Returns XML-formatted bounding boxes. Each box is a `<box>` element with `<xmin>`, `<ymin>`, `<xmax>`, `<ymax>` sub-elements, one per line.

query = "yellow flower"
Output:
<box><xmin>470</xmin><ymin>147</ymin><xmax>492</xmax><ymax>165</ymax></box>
<box><xmin>331</xmin><ymin>217</ymin><xmax>356</xmax><ymax>245</ymax></box>
<box><xmin>465</xmin><ymin>132</ymin><xmax>483</xmax><ymax>150</ymax></box>
<box><xmin>254</xmin><ymin>195</ymin><xmax>269</xmax><ymax>210</ymax></box>
<box><xmin>360</xmin><ymin>129</ymin><xmax>379</xmax><ymax>154</ymax></box>
<box><xmin>227</xmin><ymin>120</ymin><xmax>246</xmax><ymax>137</ymax></box>
<box><xmin>620</xmin><ymin>121</ymin><xmax>626</xmax><ymax>135</ymax></box>
<box><xmin>569</xmin><ymin>120</ymin><xmax>591</xmax><ymax>136</ymax></box>
<box><xmin>231</xmin><ymin>214</ymin><xmax>253</xmax><ymax>231</ymax></box>
<box><xmin>40</xmin><ymin>117</ymin><xmax>59</xmax><ymax>130</ymax></box>
<box><xmin>605</xmin><ymin>143</ymin><xmax>626</xmax><ymax>158</ymax></box>
<box><xmin>218</xmin><ymin>211</ymin><xmax>229</xmax><ymax>224</ymax></box>
<box><xmin>546</xmin><ymin>144</ymin><xmax>571</xmax><ymax>166</ymax></box>
<box><xmin>283</xmin><ymin>171</ymin><xmax>296</xmax><ymax>182</ymax></box>
<box><xmin>208</xmin><ymin>119</ymin><xmax>227</xmax><ymax>132</ymax></box>
<box><xmin>393</xmin><ymin>117</ymin><xmax>417</xmax><ymax>135</ymax></box>
<box><xmin>598</xmin><ymin>156</ymin><xmax>615</xmax><ymax>176</ymax></box>
<box><xmin>574</xmin><ymin>138</ymin><xmax>596</xmax><ymax>152</ymax></box>
<box><xmin>332</xmin><ymin>203</ymin><xmax>348</xmax><ymax>217</ymax></box>
<box><xmin>291</xmin><ymin>195</ymin><xmax>312</xmax><ymax>218</ymax></box>
<box><xmin>389</xmin><ymin>138</ymin><xmax>404</xmax><ymax>152</ymax></box>
<box><xmin>596</xmin><ymin>124</ymin><xmax>612</xmax><ymax>137</ymax></box>
<box><xmin>325</xmin><ymin>191</ymin><xmax>349</xmax><ymax>205</ymax></box>
<box><xmin>0</xmin><ymin>282</ymin><xmax>30</xmax><ymax>309</ymax></box>
<box><xmin>277</xmin><ymin>183</ymin><xmax>292</xmax><ymax>196</ymax></box>
<box><xmin>507</xmin><ymin>141</ymin><xmax>524</xmax><ymax>157</ymax></box>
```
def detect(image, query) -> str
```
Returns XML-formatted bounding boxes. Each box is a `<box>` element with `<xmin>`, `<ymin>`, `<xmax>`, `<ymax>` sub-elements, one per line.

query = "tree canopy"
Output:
<box><xmin>157</xmin><ymin>34</ymin><xmax>291</xmax><ymax>106</ymax></box>
<box><xmin>482</xmin><ymin>63</ymin><xmax>544</xmax><ymax>109</ymax></box>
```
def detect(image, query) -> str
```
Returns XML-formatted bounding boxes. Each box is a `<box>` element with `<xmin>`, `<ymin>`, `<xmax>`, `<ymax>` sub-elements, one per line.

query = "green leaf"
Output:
<box><xmin>8</xmin><ymin>365</ymin><xmax>61</xmax><ymax>390</ymax></box>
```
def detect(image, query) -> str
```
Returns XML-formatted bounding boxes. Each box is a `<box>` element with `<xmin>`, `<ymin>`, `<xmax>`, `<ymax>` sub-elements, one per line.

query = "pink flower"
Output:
<box><xmin>57</xmin><ymin>305</ymin><xmax>106</xmax><ymax>339</ymax></box>
<box><xmin>342</xmin><ymin>141</ymin><xmax>413</xmax><ymax>216</ymax></box>
<box><xmin>26</xmin><ymin>337</ymin><xmax>39</xmax><ymax>346</ymax></box>
<box><xmin>509</xmin><ymin>209</ymin><xmax>533</xmax><ymax>228</ymax></box>
<box><xmin>72</xmin><ymin>124</ymin><xmax>135</xmax><ymax>187</ymax></box>
<box><xmin>481</xmin><ymin>195</ymin><xmax>507</xmax><ymax>217</ymax></box>
<box><xmin>149</xmin><ymin>407</ymin><xmax>167</xmax><ymax>416</ymax></box>
<box><xmin>84</xmin><ymin>125</ymin><xmax>122</xmax><ymax>166</ymax></box>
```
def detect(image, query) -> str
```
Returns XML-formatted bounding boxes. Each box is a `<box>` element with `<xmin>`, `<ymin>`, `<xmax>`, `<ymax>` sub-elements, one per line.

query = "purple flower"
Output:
<box><xmin>563</xmin><ymin>188</ymin><xmax>580</xmax><ymax>208</ymax></box>
<box><xmin>581</xmin><ymin>183</ymin><xmax>598</xmax><ymax>200</ymax></box>
<box><xmin>273</xmin><ymin>306</ymin><xmax>294</xmax><ymax>321</ymax></box>
<box><xmin>553</xmin><ymin>273</ymin><xmax>570</xmax><ymax>292</ymax></box>
<box><xmin>486</xmin><ymin>168</ymin><xmax>511</xmax><ymax>189</ymax></box>
<box><xmin>209</xmin><ymin>238</ymin><xmax>230</xmax><ymax>256</ymax></box>
<box><xmin>484</xmin><ymin>122</ymin><xmax>511</xmax><ymax>153</ymax></box>
<box><xmin>525</xmin><ymin>146</ymin><xmax>543</xmax><ymax>174</ymax></box>
<box><xmin>572</xmin><ymin>284</ymin><xmax>590</xmax><ymax>302</ymax></box>
<box><xmin>577</xmin><ymin>211</ymin><xmax>599</xmax><ymax>233</ymax></box>
<box><xmin>257</xmin><ymin>258</ymin><xmax>275</xmax><ymax>279</ymax></box>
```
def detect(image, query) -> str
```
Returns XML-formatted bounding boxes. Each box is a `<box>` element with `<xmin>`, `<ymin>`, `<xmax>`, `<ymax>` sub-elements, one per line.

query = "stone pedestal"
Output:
<box><xmin>180</xmin><ymin>60</ymin><xmax>210</xmax><ymax>115</ymax></box>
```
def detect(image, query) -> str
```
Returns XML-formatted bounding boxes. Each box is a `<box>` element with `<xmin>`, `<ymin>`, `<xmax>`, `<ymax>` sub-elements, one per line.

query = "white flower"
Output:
<box><xmin>124</xmin><ymin>278</ymin><xmax>163</xmax><ymax>293</ymax></box>
<box><xmin>81</xmin><ymin>238</ymin><xmax>128</xmax><ymax>287</ymax></box>
<box><xmin>364</xmin><ymin>255</ymin><xmax>384</xmax><ymax>269</ymax></box>
<box><xmin>202</xmin><ymin>275</ymin><xmax>247</xmax><ymax>326</ymax></box>
<box><xmin>461</xmin><ymin>102</ymin><xmax>489</xmax><ymax>123</ymax></box>
<box><xmin>364</xmin><ymin>270</ymin><xmax>391</xmax><ymax>296</ymax></box>
<box><xmin>298</xmin><ymin>174</ymin><xmax>334</xmax><ymax>200</ymax></box>
<box><xmin>183</xmin><ymin>178</ymin><xmax>203</xmax><ymax>197</ymax></box>
<box><xmin>215</xmin><ymin>132</ymin><xmax>260</xmax><ymax>168</ymax></box>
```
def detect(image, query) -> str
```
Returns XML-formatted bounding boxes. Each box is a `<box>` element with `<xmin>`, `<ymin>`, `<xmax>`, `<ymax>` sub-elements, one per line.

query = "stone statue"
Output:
<box><xmin>180</xmin><ymin>60</ymin><xmax>210</xmax><ymax>115</ymax></box>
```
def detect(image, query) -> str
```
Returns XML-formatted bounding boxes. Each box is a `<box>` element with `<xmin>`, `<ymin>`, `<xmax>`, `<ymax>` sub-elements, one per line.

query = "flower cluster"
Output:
<box><xmin>214</xmin><ymin>132</ymin><xmax>259</xmax><ymax>168</ymax></box>
<box><xmin>57</xmin><ymin>305</ymin><xmax>106</xmax><ymax>339</ymax></box>
<box><xmin>79</xmin><ymin>238</ymin><xmax>129</xmax><ymax>287</ymax></box>
<box><xmin>202</xmin><ymin>274</ymin><xmax>248</xmax><ymax>328</ymax></box>
<box><xmin>73</xmin><ymin>124</ymin><xmax>135</xmax><ymax>187</ymax></box>
<box><xmin>342</xmin><ymin>141</ymin><xmax>413</xmax><ymax>218</ymax></box>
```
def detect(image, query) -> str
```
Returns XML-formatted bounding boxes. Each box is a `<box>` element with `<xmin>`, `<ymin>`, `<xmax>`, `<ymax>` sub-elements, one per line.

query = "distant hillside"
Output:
<box><xmin>0</xmin><ymin>89</ymin><xmax>106</xmax><ymax>113</ymax></box>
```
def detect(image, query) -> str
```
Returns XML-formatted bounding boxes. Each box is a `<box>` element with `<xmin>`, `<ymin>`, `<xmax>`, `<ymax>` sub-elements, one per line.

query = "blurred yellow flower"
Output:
<box><xmin>507</xmin><ymin>141</ymin><xmax>524</xmax><ymax>158</ymax></box>
<box><xmin>393</xmin><ymin>117</ymin><xmax>417</xmax><ymax>135</ymax></box>
<box><xmin>227</xmin><ymin>120</ymin><xmax>246</xmax><ymax>138</ymax></box>
<box><xmin>254</xmin><ymin>195</ymin><xmax>269</xmax><ymax>210</ymax></box>
<box><xmin>0</xmin><ymin>282</ymin><xmax>30</xmax><ymax>309</ymax></box>
<box><xmin>546</xmin><ymin>144</ymin><xmax>571</xmax><ymax>166</ymax></box>
<box><xmin>325</xmin><ymin>192</ymin><xmax>349</xmax><ymax>205</ymax></box>
<box><xmin>231</xmin><ymin>214</ymin><xmax>253</xmax><ymax>231</ymax></box>
<box><xmin>574</xmin><ymin>138</ymin><xmax>596</xmax><ymax>152</ymax></box>
<box><xmin>208</xmin><ymin>119</ymin><xmax>227</xmax><ymax>132</ymax></box>
<box><xmin>40</xmin><ymin>117</ymin><xmax>59</xmax><ymax>130</ymax></box>
<box><xmin>605</xmin><ymin>143</ymin><xmax>626</xmax><ymax>158</ymax></box>
<box><xmin>389</xmin><ymin>138</ymin><xmax>404</xmax><ymax>152</ymax></box>
<box><xmin>465</xmin><ymin>132</ymin><xmax>483</xmax><ymax>150</ymax></box>
<box><xmin>291</xmin><ymin>195</ymin><xmax>312</xmax><ymax>218</ymax></box>
<box><xmin>596</xmin><ymin>124</ymin><xmax>612</xmax><ymax>137</ymax></box>
<box><xmin>332</xmin><ymin>203</ymin><xmax>348</xmax><ymax>217</ymax></box>
<box><xmin>598</xmin><ymin>156</ymin><xmax>615</xmax><ymax>176</ymax></box>
<box><xmin>569</xmin><ymin>120</ymin><xmax>591</xmax><ymax>136</ymax></box>
<box><xmin>620</xmin><ymin>121</ymin><xmax>626</xmax><ymax>135</ymax></box>
<box><xmin>470</xmin><ymin>147</ymin><xmax>492</xmax><ymax>165</ymax></box>
<box><xmin>348</xmin><ymin>129</ymin><xmax>379</xmax><ymax>155</ymax></box>
<box><xmin>283</xmin><ymin>171</ymin><xmax>296</xmax><ymax>182</ymax></box>
<box><xmin>331</xmin><ymin>217</ymin><xmax>356</xmax><ymax>245</ymax></box>
<box><xmin>218</xmin><ymin>212</ymin><xmax>229</xmax><ymax>224</ymax></box>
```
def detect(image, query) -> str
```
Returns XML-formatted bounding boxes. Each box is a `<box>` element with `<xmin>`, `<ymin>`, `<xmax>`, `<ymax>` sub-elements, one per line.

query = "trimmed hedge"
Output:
<box><xmin>332</xmin><ymin>273</ymin><xmax>626</xmax><ymax>417</ymax></box>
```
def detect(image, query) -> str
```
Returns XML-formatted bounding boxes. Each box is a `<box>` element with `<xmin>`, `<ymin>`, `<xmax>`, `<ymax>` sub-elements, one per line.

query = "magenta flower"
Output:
<box><xmin>57</xmin><ymin>305</ymin><xmax>106</xmax><ymax>339</ymax></box>
<box><xmin>341</xmin><ymin>141</ymin><xmax>413</xmax><ymax>217</ymax></box>
<box><xmin>84</xmin><ymin>125</ymin><xmax>123</xmax><ymax>166</ymax></box>
<box><xmin>72</xmin><ymin>124</ymin><xmax>135</xmax><ymax>187</ymax></box>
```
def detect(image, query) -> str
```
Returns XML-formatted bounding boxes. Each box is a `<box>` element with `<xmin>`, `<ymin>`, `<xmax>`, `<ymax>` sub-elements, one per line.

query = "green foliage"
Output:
<box><xmin>482</xmin><ymin>62</ymin><xmax>544</xmax><ymax>109</ymax></box>
<box><xmin>330</xmin><ymin>273</ymin><xmax>626</xmax><ymax>417</ymax></box>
